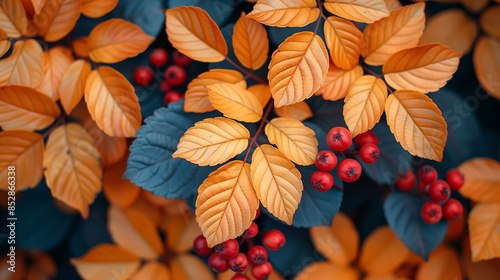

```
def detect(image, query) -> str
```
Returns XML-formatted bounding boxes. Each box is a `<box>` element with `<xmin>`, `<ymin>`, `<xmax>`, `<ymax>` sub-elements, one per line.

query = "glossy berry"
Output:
<box><xmin>354</xmin><ymin>131</ymin><xmax>378</xmax><ymax>147</ymax></box>
<box><xmin>209</xmin><ymin>253</ymin><xmax>229</xmax><ymax>272</ymax></box>
<box><xmin>247</xmin><ymin>245</ymin><xmax>268</xmax><ymax>265</ymax></box>
<box><xmin>133</xmin><ymin>66</ymin><xmax>153</xmax><ymax>86</ymax></box>
<box><xmin>163</xmin><ymin>91</ymin><xmax>183</xmax><ymax>106</ymax></box>
<box><xmin>263</xmin><ymin>230</ymin><xmax>285</xmax><ymax>250</ymax></box>
<box><xmin>228</xmin><ymin>253</ymin><xmax>249</xmax><ymax>273</ymax></box>
<box><xmin>337</xmin><ymin>159</ymin><xmax>362</xmax><ymax>183</ymax></box>
<box><xmin>418</xmin><ymin>165</ymin><xmax>438</xmax><ymax>184</ymax></box>
<box><xmin>327</xmin><ymin>127</ymin><xmax>352</xmax><ymax>151</ymax></box>
<box><xmin>446</xmin><ymin>169</ymin><xmax>464</xmax><ymax>191</ymax></box>
<box><xmin>421</xmin><ymin>201</ymin><xmax>443</xmax><ymax>224</ymax></box>
<box><xmin>251</xmin><ymin>262</ymin><xmax>273</xmax><ymax>280</ymax></box>
<box><xmin>418</xmin><ymin>182</ymin><xmax>430</xmax><ymax>194</ymax></box>
<box><xmin>193</xmin><ymin>235</ymin><xmax>213</xmax><ymax>257</ymax></box>
<box><xmin>173</xmin><ymin>51</ymin><xmax>192</xmax><ymax>67</ymax></box>
<box><xmin>311</xmin><ymin>171</ymin><xmax>334</xmax><ymax>192</ymax></box>
<box><xmin>243</xmin><ymin>222</ymin><xmax>258</xmax><ymax>238</ymax></box>
<box><xmin>443</xmin><ymin>199</ymin><xmax>463</xmax><ymax>221</ymax></box>
<box><xmin>315</xmin><ymin>150</ymin><xmax>337</xmax><ymax>171</ymax></box>
<box><xmin>159</xmin><ymin>80</ymin><xmax>171</xmax><ymax>92</ymax></box>
<box><xmin>215</xmin><ymin>239</ymin><xmax>239</xmax><ymax>260</ymax></box>
<box><xmin>255</xmin><ymin>208</ymin><xmax>260</xmax><ymax>219</ymax></box>
<box><xmin>395</xmin><ymin>171</ymin><xmax>416</xmax><ymax>191</ymax></box>
<box><xmin>359</xmin><ymin>144</ymin><xmax>379</xmax><ymax>164</ymax></box>
<box><xmin>429</xmin><ymin>180</ymin><xmax>451</xmax><ymax>202</ymax></box>
<box><xmin>231</xmin><ymin>275</ymin><xmax>250</xmax><ymax>280</ymax></box>
<box><xmin>149</xmin><ymin>48</ymin><xmax>168</xmax><ymax>67</ymax></box>
<box><xmin>165</xmin><ymin>65</ymin><xmax>186</xmax><ymax>86</ymax></box>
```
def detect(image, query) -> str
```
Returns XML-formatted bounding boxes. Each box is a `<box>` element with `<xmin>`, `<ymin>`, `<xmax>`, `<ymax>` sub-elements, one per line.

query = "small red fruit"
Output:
<box><xmin>173</xmin><ymin>51</ymin><xmax>192</xmax><ymax>67</ymax></box>
<box><xmin>418</xmin><ymin>165</ymin><xmax>438</xmax><ymax>184</ymax></box>
<box><xmin>311</xmin><ymin>171</ymin><xmax>334</xmax><ymax>192</ymax></box>
<box><xmin>163</xmin><ymin>91</ymin><xmax>183</xmax><ymax>106</ymax></box>
<box><xmin>159</xmin><ymin>80</ymin><xmax>171</xmax><ymax>92</ymax></box>
<box><xmin>228</xmin><ymin>253</ymin><xmax>249</xmax><ymax>273</ymax></box>
<box><xmin>359</xmin><ymin>144</ymin><xmax>379</xmax><ymax>164</ymax></box>
<box><xmin>421</xmin><ymin>201</ymin><xmax>443</xmax><ymax>224</ymax></box>
<box><xmin>442</xmin><ymin>199</ymin><xmax>463</xmax><ymax>221</ymax></box>
<box><xmin>243</xmin><ymin>222</ymin><xmax>258</xmax><ymax>238</ymax></box>
<box><xmin>165</xmin><ymin>65</ymin><xmax>186</xmax><ymax>86</ymax></box>
<box><xmin>209</xmin><ymin>253</ymin><xmax>229</xmax><ymax>272</ymax></box>
<box><xmin>327</xmin><ymin>127</ymin><xmax>352</xmax><ymax>151</ymax></box>
<box><xmin>337</xmin><ymin>159</ymin><xmax>362</xmax><ymax>183</ymax></box>
<box><xmin>263</xmin><ymin>230</ymin><xmax>285</xmax><ymax>251</ymax></box>
<box><xmin>429</xmin><ymin>180</ymin><xmax>451</xmax><ymax>202</ymax></box>
<box><xmin>133</xmin><ymin>66</ymin><xmax>153</xmax><ymax>86</ymax></box>
<box><xmin>232</xmin><ymin>275</ymin><xmax>250</xmax><ymax>280</ymax></box>
<box><xmin>215</xmin><ymin>239</ymin><xmax>239</xmax><ymax>260</ymax></box>
<box><xmin>315</xmin><ymin>150</ymin><xmax>337</xmax><ymax>171</ymax></box>
<box><xmin>193</xmin><ymin>235</ymin><xmax>213</xmax><ymax>257</ymax></box>
<box><xmin>149</xmin><ymin>48</ymin><xmax>168</xmax><ymax>67</ymax></box>
<box><xmin>354</xmin><ymin>131</ymin><xmax>378</xmax><ymax>147</ymax></box>
<box><xmin>251</xmin><ymin>261</ymin><xmax>273</xmax><ymax>280</ymax></box>
<box><xmin>395</xmin><ymin>171</ymin><xmax>416</xmax><ymax>191</ymax></box>
<box><xmin>247</xmin><ymin>245</ymin><xmax>268</xmax><ymax>265</ymax></box>
<box><xmin>446</xmin><ymin>169</ymin><xmax>464</xmax><ymax>191</ymax></box>
<box><xmin>418</xmin><ymin>182</ymin><xmax>430</xmax><ymax>194</ymax></box>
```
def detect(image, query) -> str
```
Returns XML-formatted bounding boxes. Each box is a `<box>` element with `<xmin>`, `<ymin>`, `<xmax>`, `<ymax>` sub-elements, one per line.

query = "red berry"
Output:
<box><xmin>133</xmin><ymin>66</ymin><xmax>153</xmax><ymax>86</ymax></box>
<box><xmin>232</xmin><ymin>275</ymin><xmax>250</xmax><ymax>280</ymax></box>
<box><xmin>429</xmin><ymin>180</ymin><xmax>451</xmax><ymax>202</ymax></box>
<box><xmin>149</xmin><ymin>48</ymin><xmax>168</xmax><ymax>67</ymax></box>
<box><xmin>327</xmin><ymin>127</ymin><xmax>352</xmax><ymax>151</ymax></box>
<box><xmin>359</xmin><ymin>144</ymin><xmax>379</xmax><ymax>164</ymax></box>
<box><xmin>247</xmin><ymin>245</ymin><xmax>268</xmax><ymax>265</ymax></box>
<box><xmin>421</xmin><ymin>201</ymin><xmax>443</xmax><ymax>224</ymax></box>
<box><xmin>215</xmin><ymin>239</ymin><xmax>239</xmax><ymax>260</ymax></box>
<box><xmin>418</xmin><ymin>165</ymin><xmax>438</xmax><ymax>184</ymax></box>
<box><xmin>251</xmin><ymin>262</ymin><xmax>273</xmax><ymax>280</ymax></box>
<box><xmin>255</xmin><ymin>208</ymin><xmax>260</xmax><ymax>219</ymax></box>
<box><xmin>228</xmin><ymin>253</ymin><xmax>249</xmax><ymax>273</ymax></box>
<box><xmin>442</xmin><ymin>199</ymin><xmax>463</xmax><ymax>221</ymax></box>
<box><xmin>163</xmin><ymin>91</ymin><xmax>183</xmax><ymax>106</ymax></box>
<box><xmin>337</xmin><ymin>159</ymin><xmax>362</xmax><ymax>183</ymax></box>
<box><xmin>159</xmin><ymin>80</ymin><xmax>171</xmax><ymax>92</ymax></box>
<box><xmin>243</xmin><ymin>222</ymin><xmax>258</xmax><ymax>238</ymax></box>
<box><xmin>263</xmin><ymin>230</ymin><xmax>285</xmax><ymax>251</ymax></box>
<box><xmin>311</xmin><ymin>171</ymin><xmax>334</xmax><ymax>192</ymax></box>
<box><xmin>418</xmin><ymin>182</ymin><xmax>430</xmax><ymax>194</ymax></box>
<box><xmin>173</xmin><ymin>51</ymin><xmax>192</xmax><ymax>67</ymax></box>
<box><xmin>395</xmin><ymin>171</ymin><xmax>416</xmax><ymax>191</ymax></box>
<box><xmin>315</xmin><ymin>150</ymin><xmax>337</xmax><ymax>171</ymax></box>
<box><xmin>354</xmin><ymin>131</ymin><xmax>378</xmax><ymax>147</ymax></box>
<box><xmin>209</xmin><ymin>253</ymin><xmax>229</xmax><ymax>272</ymax></box>
<box><xmin>446</xmin><ymin>169</ymin><xmax>464</xmax><ymax>191</ymax></box>
<box><xmin>193</xmin><ymin>235</ymin><xmax>213</xmax><ymax>257</ymax></box>
<box><xmin>165</xmin><ymin>65</ymin><xmax>186</xmax><ymax>86</ymax></box>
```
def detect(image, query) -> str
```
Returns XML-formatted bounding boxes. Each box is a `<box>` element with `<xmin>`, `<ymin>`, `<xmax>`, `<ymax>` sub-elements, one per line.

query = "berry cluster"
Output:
<box><xmin>132</xmin><ymin>48</ymin><xmax>192</xmax><ymax>106</ymax></box>
<box><xmin>396</xmin><ymin>166</ymin><xmax>465</xmax><ymax>224</ymax></box>
<box><xmin>193</xmin><ymin>209</ymin><xmax>285</xmax><ymax>279</ymax></box>
<box><xmin>311</xmin><ymin>129</ymin><xmax>381</xmax><ymax>192</ymax></box>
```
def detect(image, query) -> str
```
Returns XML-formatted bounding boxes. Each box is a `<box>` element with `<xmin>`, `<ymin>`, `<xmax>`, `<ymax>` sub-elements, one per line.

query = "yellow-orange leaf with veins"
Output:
<box><xmin>60</xmin><ymin>60</ymin><xmax>91</xmax><ymax>114</ymax></box>
<box><xmin>37</xmin><ymin>46</ymin><xmax>74</xmax><ymax>100</ymax></box>
<box><xmin>362</xmin><ymin>2</ymin><xmax>426</xmax><ymax>66</ymax></box>
<box><xmin>85</xmin><ymin>66</ymin><xmax>142</xmax><ymax>137</ymax></box>
<box><xmin>166</xmin><ymin>6</ymin><xmax>227</xmax><ymax>62</ymax></box>
<box><xmin>415</xmin><ymin>245</ymin><xmax>462</xmax><ymax>280</ymax></box>
<box><xmin>233</xmin><ymin>12</ymin><xmax>268</xmax><ymax>70</ymax></box>
<box><xmin>383</xmin><ymin>43</ymin><xmax>462</xmax><ymax>93</ymax></box>
<box><xmin>251</xmin><ymin>144</ymin><xmax>303</xmax><ymax>225</ymax></box>
<box><xmin>207</xmin><ymin>83</ymin><xmax>263</xmax><ymax>123</ymax></box>
<box><xmin>316</xmin><ymin>62</ymin><xmax>363</xmax><ymax>101</ymax></box>
<box><xmin>324</xmin><ymin>16</ymin><xmax>363</xmax><ymax>70</ymax></box>
<box><xmin>458</xmin><ymin>158</ymin><xmax>500</xmax><ymax>202</ymax></box>
<box><xmin>324</xmin><ymin>0</ymin><xmax>389</xmax><ymax>23</ymax></box>
<box><xmin>274</xmin><ymin>101</ymin><xmax>313</xmax><ymax>121</ymax></box>
<box><xmin>0</xmin><ymin>130</ymin><xmax>44</xmax><ymax>191</ymax></box>
<box><xmin>44</xmin><ymin>123</ymin><xmax>102</xmax><ymax>219</ymax></box>
<box><xmin>247</xmin><ymin>0</ymin><xmax>319</xmax><ymax>27</ymax></box>
<box><xmin>0</xmin><ymin>28</ymin><xmax>10</xmax><ymax>57</ymax></box>
<box><xmin>474</xmin><ymin>36</ymin><xmax>500</xmax><ymax>100</ymax></box>
<box><xmin>468</xmin><ymin>201</ymin><xmax>500</xmax><ymax>261</ymax></box>
<box><xmin>88</xmin><ymin>19</ymin><xmax>154</xmax><ymax>63</ymax></box>
<box><xmin>132</xmin><ymin>261</ymin><xmax>171</xmax><ymax>280</ymax></box>
<box><xmin>173</xmin><ymin>117</ymin><xmax>250</xmax><ymax>166</ymax></box>
<box><xmin>385</xmin><ymin>90</ymin><xmax>447</xmax><ymax>161</ymax></box>
<box><xmin>295</xmin><ymin>262</ymin><xmax>360</xmax><ymax>280</ymax></box>
<box><xmin>0</xmin><ymin>39</ymin><xmax>43</xmax><ymax>87</ymax></box>
<box><xmin>31</xmin><ymin>0</ymin><xmax>48</xmax><ymax>14</ymax></box>
<box><xmin>344</xmin><ymin>75</ymin><xmax>387</xmax><ymax>137</ymax></box>
<box><xmin>0</xmin><ymin>85</ymin><xmax>60</xmax><ymax>131</ymax></box>
<box><xmin>268</xmin><ymin>31</ymin><xmax>329</xmax><ymax>108</ymax></box>
<box><xmin>480</xmin><ymin>6</ymin><xmax>500</xmax><ymax>40</ymax></box>
<box><xmin>248</xmin><ymin>84</ymin><xmax>271</xmax><ymax>108</ymax></box>
<box><xmin>383</xmin><ymin>0</ymin><xmax>401</xmax><ymax>11</ymax></box>
<box><xmin>0</xmin><ymin>0</ymin><xmax>28</xmax><ymax>38</ymax></box>
<box><xmin>82</xmin><ymin>0</ymin><xmax>118</xmax><ymax>18</ymax></box>
<box><xmin>33</xmin><ymin>0</ymin><xmax>82</xmax><ymax>42</ymax></box>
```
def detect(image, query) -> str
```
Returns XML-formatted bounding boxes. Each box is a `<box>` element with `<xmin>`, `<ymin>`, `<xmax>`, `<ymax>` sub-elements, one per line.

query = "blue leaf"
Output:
<box><xmin>167</xmin><ymin>0</ymin><xmax>234</xmax><ymax>27</ymax></box>
<box><xmin>383</xmin><ymin>191</ymin><xmax>448</xmax><ymax>260</ymax></box>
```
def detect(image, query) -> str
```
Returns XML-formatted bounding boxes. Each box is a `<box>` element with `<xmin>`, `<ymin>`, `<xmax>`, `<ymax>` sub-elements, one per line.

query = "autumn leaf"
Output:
<box><xmin>0</xmin><ymin>28</ymin><xmax>10</xmax><ymax>57</ymax></box>
<box><xmin>468</xmin><ymin>201</ymin><xmax>500</xmax><ymax>262</ymax></box>
<box><xmin>207</xmin><ymin>83</ymin><xmax>263</xmax><ymax>123</ymax></box>
<box><xmin>461</xmin><ymin>0</ymin><xmax>489</xmax><ymax>13</ymax></box>
<box><xmin>323</xmin><ymin>0</ymin><xmax>390</xmax><ymax>24</ymax></box>
<box><xmin>295</xmin><ymin>262</ymin><xmax>360</xmax><ymax>280</ymax></box>
<box><xmin>0</xmin><ymin>0</ymin><xmax>28</xmax><ymax>38</ymax></box>
<box><xmin>0</xmin><ymin>39</ymin><xmax>43</xmax><ymax>87</ymax></box>
<box><xmin>172</xmin><ymin>117</ymin><xmax>250</xmax><ymax>166</ymax></box>
<box><xmin>170</xmin><ymin>254</ymin><xmax>215</xmax><ymax>280</ymax></box>
<box><xmin>415</xmin><ymin>245</ymin><xmax>462</xmax><ymax>280</ymax></box>
<box><xmin>31</xmin><ymin>0</ymin><xmax>48</xmax><ymax>14</ymax></box>
<box><xmin>316</xmin><ymin>62</ymin><xmax>363</xmax><ymax>101</ymax></box>
<box><xmin>268</xmin><ymin>31</ymin><xmax>329</xmax><ymax>108</ymax></box>
<box><xmin>473</xmin><ymin>36</ymin><xmax>500</xmax><ymax>100</ymax></box>
<box><xmin>248</xmin><ymin>84</ymin><xmax>271</xmax><ymax>108</ymax></box>
<box><xmin>33</xmin><ymin>0</ymin><xmax>82</xmax><ymax>42</ymax></box>
<box><xmin>82</xmin><ymin>0</ymin><xmax>118</xmax><ymax>18</ymax></box>
<box><xmin>462</xmin><ymin>235</ymin><xmax>500</xmax><ymax>280</ymax></box>
<box><xmin>233</xmin><ymin>12</ymin><xmax>268</xmax><ymax>70</ymax></box>
<box><xmin>247</xmin><ymin>0</ymin><xmax>319</xmax><ymax>27</ymax></box>
<box><xmin>72</xmin><ymin>36</ymin><xmax>89</xmax><ymax>58</ymax></box>
<box><xmin>60</xmin><ymin>60</ymin><xmax>91</xmax><ymax>114</ymax></box>
<box><xmin>103</xmin><ymin>154</ymin><xmax>141</xmax><ymax>209</ymax></box>
<box><xmin>383</xmin><ymin>0</ymin><xmax>401</xmax><ymax>11</ymax></box>
<box><xmin>37</xmin><ymin>46</ymin><xmax>74</xmax><ymax>100</ymax></box>
<box><xmin>162</xmin><ymin>213</ymin><xmax>202</xmax><ymax>253</ymax></box>
<box><xmin>458</xmin><ymin>158</ymin><xmax>500</xmax><ymax>202</ymax></box>
<box><xmin>480</xmin><ymin>6</ymin><xmax>500</xmax><ymax>40</ymax></box>
<box><xmin>132</xmin><ymin>261</ymin><xmax>171</xmax><ymax>280</ymax></box>
<box><xmin>323</xmin><ymin>16</ymin><xmax>363</xmax><ymax>70</ymax></box>
<box><xmin>274</xmin><ymin>101</ymin><xmax>313</xmax><ymax>121</ymax></box>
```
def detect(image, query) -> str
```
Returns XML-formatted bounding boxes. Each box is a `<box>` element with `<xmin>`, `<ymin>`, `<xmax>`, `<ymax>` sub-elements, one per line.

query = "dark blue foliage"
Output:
<box><xmin>167</xmin><ymin>0</ymin><xmax>235</xmax><ymax>27</ymax></box>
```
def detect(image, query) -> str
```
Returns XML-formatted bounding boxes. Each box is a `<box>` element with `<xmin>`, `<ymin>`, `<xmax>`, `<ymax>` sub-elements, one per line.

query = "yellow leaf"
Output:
<box><xmin>88</xmin><ymin>19</ymin><xmax>154</xmax><ymax>63</ymax></box>
<box><xmin>458</xmin><ymin>158</ymin><xmax>500</xmax><ymax>202</ymax></box>
<box><xmin>85</xmin><ymin>66</ymin><xmax>142</xmax><ymax>137</ymax></box>
<box><xmin>323</xmin><ymin>0</ymin><xmax>390</xmax><ymax>23</ymax></box>
<box><xmin>274</xmin><ymin>101</ymin><xmax>313</xmax><ymax>121</ymax></box>
<box><xmin>173</xmin><ymin>117</ymin><xmax>250</xmax><ymax>166</ymax></box>
<box><xmin>132</xmin><ymin>261</ymin><xmax>170</xmax><ymax>280</ymax></box>
<box><xmin>72</xmin><ymin>36</ymin><xmax>89</xmax><ymax>58</ymax></box>
<box><xmin>0</xmin><ymin>85</ymin><xmax>60</xmax><ymax>131</ymax></box>
<box><xmin>468</xmin><ymin>201</ymin><xmax>500</xmax><ymax>262</ymax></box>
<box><xmin>295</xmin><ymin>262</ymin><xmax>360</xmax><ymax>280</ymax></box>
<box><xmin>70</xmin><ymin>244</ymin><xmax>141</xmax><ymax>280</ymax></box>
<box><xmin>385</xmin><ymin>90</ymin><xmax>447</xmax><ymax>161</ymax></box>
<box><xmin>362</xmin><ymin>2</ymin><xmax>426</xmax><ymax>66</ymax></box>
<box><xmin>170</xmin><ymin>254</ymin><xmax>215</xmax><ymax>280</ymax></box>
<box><xmin>419</xmin><ymin>9</ymin><xmax>478</xmax><ymax>54</ymax></box>
<box><xmin>461</xmin><ymin>0</ymin><xmax>489</xmax><ymax>13</ymax></box>
<box><xmin>415</xmin><ymin>245</ymin><xmax>462</xmax><ymax>280</ymax></box>
<box><xmin>82</xmin><ymin>0</ymin><xmax>118</xmax><ymax>18</ymax></box>
<box><xmin>268</xmin><ymin>31</ymin><xmax>329</xmax><ymax>108</ymax></box>
<box><xmin>0</xmin><ymin>39</ymin><xmax>43</xmax><ymax>87</ymax></box>
<box><xmin>44</xmin><ymin>123</ymin><xmax>102</xmax><ymax>219</ymax></box>
<box><xmin>184</xmin><ymin>69</ymin><xmax>246</xmax><ymax>113</ymax></box>
<box><xmin>31</xmin><ymin>0</ymin><xmax>48</xmax><ymax>14</ymax></box>
<box><xmin>60</xmin><ymin>60</ymin><xmax>91</xmax><ymax>114</ymax></box>
<box><xmin>233</xmin><ymin>12</ymin><xmax>268</xmax><ymax>70</ymax></box>
<box><xmin>166</xmin><ymin>6</ymin><xmax>227</xmax><ymax>62</ymax></box>
<box><xmin>0</xmin><ymin>130</ymin><xmax>44</xmax><ymax>191</ymax></box>
<box><xmin>343</xmin><ymin>75</ymin><xmax>387</xmax><ymax>137</ymax></box>
<box><xmin>383</xmin><ymin>0</ymin><xmax>402</xmax><ymax>11</ymax></box>
<box><xmin>248</xmin><ymin>84</ymin><xmax>271</xmax><ymax>108</ymax></box>
<box><xmin>316</xmin><ymin>62</ymin><xmax>363</xmax><ymax>101</ymax></box>
<box><xmin>0</xmin><ymin>28</ymin><xmax>10</xmax><ymax>57</ymax></box>
<box><xmin>462</xmin><ymin>235</ymin><xmax>500</xmax><ymax>280</ymax></box>
<box><xmin>480</xmin><ymin>6</ymin><xmax>500</xmax><ymax>40</ymax></box>
<box><xmin>196</xmin><ymin>161</ymin><xmax>258</xmax><ymax>247</ymax></box>
<box><xmin>33</xmin><ymin>0</ymin><xmax>82</xmax><ymax>42</ymax></box>
<box><xmin>108</xmin><ymin>204</ymin><xmax>164</xmax><ymax>259</ymax></box>
<box><xmin>251</xmin><ymin>144</ymin><xmax>303</xmax><ymax>225</ymax></box>
<box><xmin>359</xmin><ymin>226</ymin><xmax>409</xmax><ymax>273</ymax></box>
<box><xmin>324</xmin><ymin>16</ymin><xmax>363</xmax><ymax>70</ymax></box>
<box><xmin>364</xmin><ymin>273</ymin><xmax>408</xmax><ymax>280</ymax></box>
<box><xmin>0</xmin><ymin>0</ymin><xmax>28</xmax><ymax>38</ymax></box>
<box><xmin>310</xmin><ymin>213</ymin><xmax>359</xmax><ymax>266</ymax></box>
<box><xmin>474</xmin><ymin>36</ymin><xmax>500</xmax><ymax>100</ymax></box>
<box><xmin>37</xmin><ymin>46</ymin><xmax>74</xmax><ymax>100</ymax></box>
<box><xmin>161</xmin><ymin>213</ymin><xmax>202</xmax><ymax>253</ymax></box>
<box><xmin>265</xmin><ymin>117</ymin><xmax>318</xmax><ymax>165</ymax></box>
<box><xmin>207</xmin><ymin>83</ymin><xmax>263</xmax><ymax>123</ymax></box>
<box><xmin>247</xmin><ymin>0</ymin><xmax>319</xmax><ymax>27</ymax></box>
<box><xmin>103</xmin><ymin>154</ymin><xmax>141</xmax><ymax>209</ymax></box>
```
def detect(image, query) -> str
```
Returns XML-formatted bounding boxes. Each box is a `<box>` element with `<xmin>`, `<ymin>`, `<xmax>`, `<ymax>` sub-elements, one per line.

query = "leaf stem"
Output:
<box><xmin>243</xmin><ymin>102</ymin><xmax>274</xmax><ymax>163</ymax></box>
<box><xmin>225</xmin><ymin>56</ymin><xmax>267</xmax><ymax>84</ymax></box>
<box><xmin>314</xmin><ymin>0</ymin><xmax>325</xmax><ymax>35</ymax></box>
<box><xmin>42</xmin><ymin>113</ymin><xmax>67</xmax><ymax>139</ymax></box>
<box><xmin>361</xmin><ymin>64</ymin><xmax>381</xmax><ymax>78</ymax></box>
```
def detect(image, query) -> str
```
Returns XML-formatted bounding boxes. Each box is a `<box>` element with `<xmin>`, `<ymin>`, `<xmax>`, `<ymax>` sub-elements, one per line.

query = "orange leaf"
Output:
<box><xmin>72</xmin><ymin>37</ymin><xmax>89</xmax><ymax>58</ymax></box>
<box><xmin>0</xmin><ymin>39</ymin><xmax>43</xmax><ymax>87</ymax></box>
<box><xmin>207</xmin><ymin>83</ymin><xmax>263</xmax><ymax>123</ymax></box>
<box><xmin>458</xmin><ymin>158</ymin><xmax>500</xmax><ymax>202</ymax></box>
<box><xmin>247</xmin><ymin>0</ymin><xmax>319</xmax><ymax>27</ymax></box>
<box><xmin>462</xmin><ymin>235</ymin><xmax>500</xmax><ymax>280</ymax></box>
<box><xmin>161</xmin><ymin>213</ymin><xmax>202</xmax><ymax>253</ymax></box>
<box><xmin>481</xmin><ymin>6</ymin><xmax>500</xmax><ymax>40</ymax></box>
<box><xmin>323</xmin><ymin>0</ymin><xmax>390</xmax><ymax>23</ymax></box>
<box><xmin>170</xmin><ymin>254</ymin><xmax>215</xmax><ymax>280</ymax></box>
<box><xmin>60</xmin><ymin>60</ymin><xmax>91</xmax><ymax>114</ymax></box>
<box><xmin>248</xmin><ymin>84</ymin><xmax>271</xmax><ymax>108</ymax></box>
<box><xmin>274</xmin><ymin>101</ymin><xmax>313</xmax><ymax>121</ymax></box>
<box><xmin>103</xmin><ymin>154</ymin><xmax>141</xmax><ymax>209</ymax></box>
<box><xmin>233</xmin><ymin>12</ymin><xmax>268</xmax><ymax>70</ymax></box>
<box><xmin>473</xmin><ymin>36</ymin><xmax>500</xmax><ymax>100</ymax></box>
<box><xmin>323</xmin><ymin>16</ymin><xmax>363</xmax><ymax>70</ymax></box>
<box><xmin>0</xmin><ymin>0</ymin><xmax>28</xmax><ymax>38</ymax></box>
<box><xmin>30</xmin><ymin>0</ymin><xmax>47</xmax><ymax>14</ymax></box>
<box><xmin>383</xmin><ymin>0</ymin><xmax>402</xmax><ymax>11</ymax></box>
<box><xmin>415</xmin><ymin>245</ymin><xmax>462</xmax><ymax>280</ymax></box>
<box><xmin>0</xmin><ymin>85</ymin><xmax>60</xmax><ymax>131</ymax></box>
<box><xmin>33</xmin><ymin>0</ymin><xmax>82</xmax><ymax>42</ymax></box>
<box><xmin>362</xmin><ymin>2</ymin><xmax>425</xmax><ymax>66</ymax></box>
<box><xmin>37</xmin><ymin>46</ymin><xmax>74</xmax><ymax>100</ymax></box>
<box><xmin>461</xmin><ymin>0</ymin><xmax>489</xmax><ymax>13</ymax></box>
<box><xmin>316</xmin><ymin>62</ymin><xmax>363</xmax><ymax>101</ymax></box>
<box><xmin>88</xmin><ymin>19</ymin><xmax>154</xmax><ymax>63</ymax></box>
<box><xmin>131</xmin><ymin>261</ymin><xmax>171</xmax><ymax>280</ymax></box>
<box><xmin>166</xmin><ymin>6</ymin><xmax>227</xmax><ymax>62</ymax></box>
<box><xmin>82</xmin><ymin>0</ymin><xmax>118</xmax><ymax>18</ymax></box>
<box><xmin>218</xmin><ymin>270</ymin><xmax>284</xmax><ymax>280</ymax></box>
<box><xmin>0</xmin><ymin>28</ymin><xmax>10</xmax><ymax>57</ymax></box>
<box><xmin>295</xmin><ymin>262</ymin><xmax>360</xmax><ymax>280</ymax></box>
